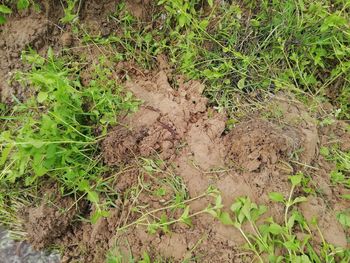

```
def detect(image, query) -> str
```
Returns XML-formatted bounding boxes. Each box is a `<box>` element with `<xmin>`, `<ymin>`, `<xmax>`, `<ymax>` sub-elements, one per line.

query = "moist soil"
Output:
<box><xmin>1</xmin><ymin>1</ymin><xmax>349</xmax><ymax>263</ymax></box>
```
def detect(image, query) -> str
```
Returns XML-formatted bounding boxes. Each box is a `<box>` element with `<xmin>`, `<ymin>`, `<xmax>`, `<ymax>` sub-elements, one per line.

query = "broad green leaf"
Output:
<box><xmin>319</xmin><ymin>146</ymin><xmax>329</xmax><ymax>157</ymax></box>
<box><xmin>292</xmin><ymin>196</ymin><xmax>307</xmax><ymax>205</ymax></box>
<box><xmin>78</xmin><ymin>180</ymin><xmax>89</xmax><ymax>191</ymax></box>
<box><xmin>268</xmin><ymin>223</ymin><xmax>283</xmax><ymax>235</ymax></box>
<box><xmin>252</xmin><ymin>205</ymin><xmax>267</xmax><ymax>221</ymax></box>
<box><xmin>219</xmin><ymin>212</ymin><xmax>234</xmax><ymax>225</ymax></box>
<box><xmin>33</xmin><ymin>165</ymin><xmax>47</xmax><ymax>177</ymax></box>
<box><xmin>215</xmin><ymin>195</ymin><xmax>223</xmax><ymax>208</ymax></box>
<box><xmin>61</xmin><ymin>13</ymin><xmax>77</xmax><ymax>23</ymax></box>
<box><xmin>180</xmin><ymin>206</ymin><xmax>192</xmax><ymax>226</ymax></box>
<box><xmin>17</xmin><ymin>0</ymin><xmax>30</xmax><ymax>10</ymax></box>
<box><xmin>0</xmin><ymin>15</ymin><xmax>6</xmax><ymax>24</ymax></box>
<box><xmin>289</xmin><ymin>173</ymin><xmax>303</xmax><ymax>186</ymax></box>
<box><xmin>269</xmin><ymin>192</ymin><xmax>284</xmax><ymax>202</ymax></box>
<box><xmin>341</xmin><ymin>194</ymin><xmax>350</xmax><ymax>200</ymax></box>
<box><xmin>206</xmin><ymin>207</ymin><xmax>218</xmax><ymax>217</ymax></box>
<box><xmin>284</xmin><ymin>238</ymin><xmax>299</xmax><ymax>250</ymax></box>
<box><xmin>287</xmin><ymin>214</ymin><xmax>296</xmax><ymax>229</ymax></box>
<box><xmin>87</xmin><ymin>190</ymin><xmax>99</xmax><ymax>204</ymax></box>
<box><xmin>337</xmin><ymin>212</ymin><xmax>350</xmax><ymax>227</ymax></box>
<box><xmin>238</xmin><ymin>210</ymin><xmax>245</xmax><ymax>223</ymax></box>
<box><xmin>37</xmin><ymin>91</ymin><xmax>48</xmax><ymax>103</ymax></box>
<box><xmin>0</xmin><ymin>5</ymin><xmax>12</xmax><ymax>14</ymax></box>
<box><xmin>199</xmin><ymin>19</ymin><xmax>209</xmax><ymax>30</ymax></box>
<box><xmin>139</xmin><ymin>252</ymin><xmax>151</xmax><ymax>263</ymax></box>
<box><xmin>241</xmin><ymin>198</ymin><xmax>252</xmax><ymax>220</ymax></box>
<box><xmin>230</xmin><ymin>201</ymin><xmax>242</xmax><ymax>213</ymax></box>
<box><xmin>147</xmin><ymin>223</ymin><xmax>158</xmax><ymax>234</ymax></box>
<box><xmin>237</xmin><ymin>78</ymin><xmax>245</xmax><ymax>89</ymax></box>
<box><xmin>0</xmin><ymin>143</ymin><xmax>13</xmax><ymax>165</ymax></box>
<box><xmin>321</xmin><ymin>13</ymin><xmax>347</xmax><ymax>32</ymax></box>
<box><xmin>90</xmin><ymin>210</ymin><xmax>109</xmax><ymax>224</ymax></box>
<box><xmin>27</xmin><ymin>139</ymin><xmax>45</xmax><ymax>148</ymax></box>
<box><xmin>207</xmin><ymin>0</ymin><xmax>213</xmax><ymax>7</ymax></box>
<box><xmin>160</xmin><ymin>213</ymin><xmax>170</xmax><ymax>233</ymax></box>
<box><xmin>178</xmin><ymin>14</ymin><xmax>187</xmax><ymax>27</ymax></box>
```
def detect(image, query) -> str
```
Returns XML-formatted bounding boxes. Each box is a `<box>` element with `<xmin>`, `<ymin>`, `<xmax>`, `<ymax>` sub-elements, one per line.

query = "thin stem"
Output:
<box><xmin>116</xmin><ymin>192</ymin><xmax>208</xmax><ymax>232</ymax></box>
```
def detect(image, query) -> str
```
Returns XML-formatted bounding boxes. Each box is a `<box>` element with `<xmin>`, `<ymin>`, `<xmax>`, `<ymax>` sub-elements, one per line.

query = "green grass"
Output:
<box><xmin>0</xmin><ymin>0</ymin><xmax>32</xmax><ymax>24</ymax></box>
<box><xmin>83</xmin><ymin>0</ymin><xmax>349</xmax><ymax>119</ymax></box>
<box><xmin>0</xmin><ymin>48</ymin><xmax>139</xmax><ymax>225</ymax></box>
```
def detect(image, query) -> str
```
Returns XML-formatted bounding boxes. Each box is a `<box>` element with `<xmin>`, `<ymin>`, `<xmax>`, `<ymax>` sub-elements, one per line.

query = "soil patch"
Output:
<box><xmin>100</xmin><ymin>66</ymin><xmax>348</xmax><ymax>261</ymax></box>
<box><xmin>23</xmin><ymin>199</ymin><xmax>76</xmax><ymax>250</ymax></box>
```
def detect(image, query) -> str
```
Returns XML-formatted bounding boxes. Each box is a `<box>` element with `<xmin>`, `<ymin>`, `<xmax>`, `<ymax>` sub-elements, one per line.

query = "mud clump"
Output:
<box><xmin>226</xmin><ymin>119</ymin><xmax>296</xmax><ymax>172</ymax></box>
<box><xmin>23</xmin><ymin>199</ymin><xmax>76</xmax><ymax>250</ymax></box>
<box><xmin>102</xmin><ymin>71</ymin><xmax>210</xmax><ymax>165</ymax></box>
<box><xmin>60</xmin><ymin>207</ymin><xmax>122</xmax><ymax>263</ymax></box>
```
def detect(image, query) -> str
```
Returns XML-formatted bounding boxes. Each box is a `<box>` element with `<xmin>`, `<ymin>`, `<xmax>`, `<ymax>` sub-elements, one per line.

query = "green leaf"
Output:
<box><xmin>237</xmin><ymin>78</ymin><xmax>245</xmax><ymax>89</ymax></box>
<box><xmin>241</xmin><ymin>198</ymin><xmax>252</xmax><ymax>221</ymax></box>
<box><xmin>251</xmin><ymin>205</ymin><xmax>267</xmax><ymax>221</ymax></box>
<box><xmin>230</xmin><ymin>201</ymin><xmax>242</xmax><ymax>213</ymax></box>
<box><xmin>33</xmin><ymin>165</ymin><xmax>47</xmax><ymax>177</ymax></box>
<box><xmin>27</xmin><ymin>139</ymin><xmax>45</xmax><ymax>148</ymax></box>
<box><xmin>207</xmin><ymin>0</ymin><xmax>213</xmax><ymax>7</ymax></box>
<box><xmin>37</xmin><ymin>91</ymin><xmax>48</xmax><ymax>103</ymax></box>
<box><xmin>148</xmin><ymin>222</ymin><xmax>160</xmax><ymax>234</ymax></box>
<box><xmin>78</xmin><ymin>180</ymin><xmax>89</xmax><ymax>191</ymax></box>
<box><xmin>268</xmin><ymin>223</ymin><xmax>283</xmax><ymax>235</ymax></box>
<box><xmin>199</xmin><ymin>19</ymin><xmax>209</xmax><ymax>30</ymax></box>
<box><xmin>215</xmin><ymin>195</ymin><xmax>223</xmax><ymax>208</ymax></box>
<box><xmin>206</xmin><ymin>207</ymin><xmax>218</xmax><ymax>217</ymax></box>
<box><xmin>238</xmin><ymin>211</ymin><xmax>245</xmax><ymax>223</ymax></box>
<box><xmin>269</xmin><ymin>192</ymin><xmax>284</xmax><ymax>202</ymax></box>
<box><xmin>0</xmin><ymin>5</ymin><xmax>12</xmax><ymax>14</ymax></box>
<box><xmin>287</xmin><ymin>214</ymin><xmax>296</xmax><ymax>229</ymax></box>
<box><xmin>0</xmin><ymin>15</ymin><xmax>6</xmax><ymax>24</ymax></box>
<box><xmin>0</xmin><ymin>143</ymin><xmax>13</xmax><ymax>165</ymax></box>
<box><xmin>337</xmin><ymin>212</ymin><xmax>350</xmax><ymax>227</ymax></box>
<box><xmin>284</xmin><ymin>238</ymin><xmax>299</xmax><ymax>251</ymax></box>
<box><xmin>17</xmin><ymin>0</ymin><xmax>30</xmax><ymax>10</ymax></box>
<box><xmin>139</xmin><ymin>252</ymin><xmax>151</xmax><ymax>263</ymax></box>
<box><xmin>319</xmin><ymin>146</ymin><xmax>329</xmax><ymax>157</ymax></box>
<box><xmin>341</xmin><ymin>194</ymin><xmax>350</xmax><ymax>200</ymax></box>
<box><xmin>289</xmin><ymin>173</ymin><xmax>303</xmax><ymax>186</ymax></box>
<box><xmin>178</xmin><ymin>14</ymin><xmax>187</xmax><ymax>27</ymax></box>
<box><xmin>180</xmin><ymin>206</ymin><xmax>192</xmax><ymax>226</ymax></box>
<box><xmin>292</xmin><ymin>196</ymin><xmax>307</xmax><ymax>205</ymax></box>
<box><xmin>87</xmin><ymin>190</ymin><xmax>99</xmax><ymax>204</ymax></box>
<box><xmin>321</xmin><ymin>14</ymin><xmax>347</xmax><ymax>32</ymax></box>
<box><xmin>160</xmin><ymin>213</ymin><xmax>170</xmax><ymax>233</ymax></box>
<box><xmin>219</xmin><ymin>212</ymin><xmax>234</xmax><ymax>225</ymax></box>
<box><xmin>90</xmin><ymin>210</ymin><xmax>109</xmax><ymax>224</ymax></box>
<box><xmin>47</xmin><ymin>47</ymin><xmax>54</xmax><ymax>61</ymax></box>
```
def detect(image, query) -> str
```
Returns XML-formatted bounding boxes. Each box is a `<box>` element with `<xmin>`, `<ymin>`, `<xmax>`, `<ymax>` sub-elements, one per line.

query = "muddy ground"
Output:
<box><xmin>0</xmin><ymin>1</ymin><xmax>349</xmax><ymax>263</ymax></box>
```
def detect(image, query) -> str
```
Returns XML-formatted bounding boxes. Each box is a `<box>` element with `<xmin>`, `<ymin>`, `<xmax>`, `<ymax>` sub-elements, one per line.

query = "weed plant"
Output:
<box><xmin>0</xmin><ymin>49</ymin><xmax>139</xmax><ymax>224</ymax></box>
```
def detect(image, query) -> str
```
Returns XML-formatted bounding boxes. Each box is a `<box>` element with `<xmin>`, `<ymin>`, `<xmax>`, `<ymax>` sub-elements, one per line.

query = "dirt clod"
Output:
<box><xmin>23</xmin><ymin>199</ymin><xmax>75</xmax><ymax>250</ymax></box>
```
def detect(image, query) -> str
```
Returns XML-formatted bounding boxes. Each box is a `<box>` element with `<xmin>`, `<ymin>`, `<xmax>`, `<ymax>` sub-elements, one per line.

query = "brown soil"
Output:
<box><xmin>99</xmin><ymin>65</ymin><xmax>349</xmax><ymax>261</ymax></box>
<box><xmin>23</xmin><ymin>198</ymin><xmax>76</xmax><ymax>250</ymax></box>
<box><xmin>16</xmin><ymin>60</ymin><xmax>350</xmax><ymax>262</ymax></box>
<box><xmin>1</xmin><ymin>1</ymin><xmax>349</xmax><ymax>262</ymax></box>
